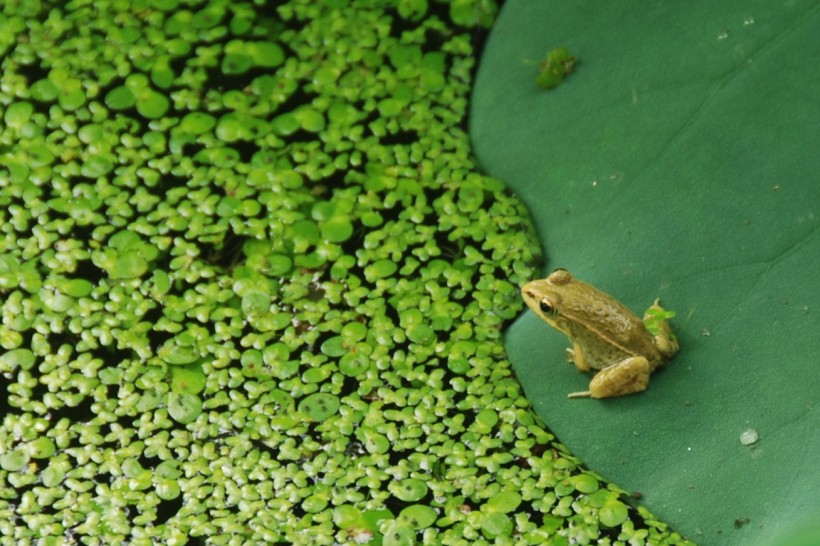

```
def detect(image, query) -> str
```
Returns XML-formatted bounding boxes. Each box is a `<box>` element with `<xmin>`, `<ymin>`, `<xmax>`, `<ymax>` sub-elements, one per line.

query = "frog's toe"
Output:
<box><xmin>567</xmin><ymin>390</ymin><xmax>592</xmax><ymax>398</ymax></box>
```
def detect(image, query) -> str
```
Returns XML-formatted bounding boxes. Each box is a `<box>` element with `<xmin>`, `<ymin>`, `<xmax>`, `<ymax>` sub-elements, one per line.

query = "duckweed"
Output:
<box><xmin>536</xmin><ymin>46</ymin><xmax>577</xmax><ymax>90</ymax></box>
<box><xmin>0</xmin><ymin>1</ymin><xmax>693</xmax><ymax>544</ymax></box>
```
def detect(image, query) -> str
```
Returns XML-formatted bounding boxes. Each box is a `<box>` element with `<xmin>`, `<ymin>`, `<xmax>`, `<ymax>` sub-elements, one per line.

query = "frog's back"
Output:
<box><xmin>563</xmin><ymin>285</ymin><xmax>660</xmax><ymax>366</ymax></box>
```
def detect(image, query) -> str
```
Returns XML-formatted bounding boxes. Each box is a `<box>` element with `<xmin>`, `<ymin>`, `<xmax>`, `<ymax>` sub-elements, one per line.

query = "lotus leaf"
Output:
<box><xmin>472</xmin><ymin>1</ymin><xmax>820</xmax><ymax>544</ymax></box>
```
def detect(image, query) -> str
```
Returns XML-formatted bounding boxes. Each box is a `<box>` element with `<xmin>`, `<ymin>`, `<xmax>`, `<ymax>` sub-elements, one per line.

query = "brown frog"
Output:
<box><xmin>521</xmin><ymin>269</ymin><xmax>679</xmax><ymax>398</ymax></box>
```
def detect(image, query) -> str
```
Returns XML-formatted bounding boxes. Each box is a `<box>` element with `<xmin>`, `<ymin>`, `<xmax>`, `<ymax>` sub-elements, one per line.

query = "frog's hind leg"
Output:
<box><xmin>568</xmin><ymin>356</ymin><xmax>651</xmax><ymax>399</ymax></box>
<box><xmin>644</xmin><ymin>299</ymin><xmax>679</xmax><ymax>360</ymax></box>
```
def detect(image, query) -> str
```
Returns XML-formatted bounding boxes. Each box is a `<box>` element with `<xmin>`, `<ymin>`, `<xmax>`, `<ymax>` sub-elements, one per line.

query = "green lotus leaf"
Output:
<box><xmin>472</xmin><ymin>2</ymin><xmax>820</xmax><ymax>545</ymax></box>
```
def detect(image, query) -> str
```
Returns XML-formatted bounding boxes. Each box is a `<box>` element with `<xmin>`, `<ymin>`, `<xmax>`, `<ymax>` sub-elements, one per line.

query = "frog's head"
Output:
<box><xmin>521</xmin><ymin>269</ymin><xmax>574</xmax><ymax>335</ymax></box>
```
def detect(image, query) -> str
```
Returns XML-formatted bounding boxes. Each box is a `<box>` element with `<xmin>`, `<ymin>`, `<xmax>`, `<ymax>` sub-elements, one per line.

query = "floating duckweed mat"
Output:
<box><xmin>1</xmin><ymin>1</ymin><xmax>692</xmax><ymax>544</ymax></box>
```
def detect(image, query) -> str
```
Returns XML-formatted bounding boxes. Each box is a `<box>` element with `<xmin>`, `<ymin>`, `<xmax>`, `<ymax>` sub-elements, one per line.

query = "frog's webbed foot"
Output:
<box><xmin>568</xmin><ymin>356</ymin><xmax>651</xmax><ymax>399</ymax></box>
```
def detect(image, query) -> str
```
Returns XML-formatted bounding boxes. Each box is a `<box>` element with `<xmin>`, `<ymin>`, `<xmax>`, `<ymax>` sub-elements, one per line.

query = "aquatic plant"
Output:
<box><xmin>0</xmin><ymin>1</ymin><xmax>691</xmax><ymax>543</ymax></box>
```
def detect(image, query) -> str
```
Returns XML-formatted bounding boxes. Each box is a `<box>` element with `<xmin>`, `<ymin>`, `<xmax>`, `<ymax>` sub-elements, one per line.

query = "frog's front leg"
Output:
<box><xmin>566</xmin><ymin>341</ymin><xmax>590</xmax><ymax>372</ymax></box>
<box><xmin>567</xmin><ymin>356</ymin><xmax>651</xmax><ymax>399</ymax></box>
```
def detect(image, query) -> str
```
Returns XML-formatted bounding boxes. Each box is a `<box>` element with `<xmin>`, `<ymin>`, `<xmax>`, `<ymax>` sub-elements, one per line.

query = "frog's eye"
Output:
<box><xmin>539</xmin><ymin>300</ymin><xmax>556</xmax><ymax>315</ymax></box>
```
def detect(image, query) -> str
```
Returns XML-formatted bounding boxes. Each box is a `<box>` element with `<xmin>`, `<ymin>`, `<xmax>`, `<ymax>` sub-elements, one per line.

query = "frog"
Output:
<box><xmin>521</xmin><ymin>269</ymin><xmax>679</xmax><ymax>399</ymax></box>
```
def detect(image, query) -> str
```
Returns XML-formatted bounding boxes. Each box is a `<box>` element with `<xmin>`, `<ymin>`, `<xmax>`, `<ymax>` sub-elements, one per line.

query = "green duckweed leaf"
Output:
<box><xmin>382</xmin><ymin>522</ymin><xmax>414</xmax><ymax>546</ymax></box>
<box><xmin>151</xmin><ymin>56</ymin><xmax>175</xmax><ymax>88</ymax></box>
<box><xmin>298</xmin><ymin>393</ymin><xmax>340</xmax><ymax>422</ymax></box>
<box><xmin>104</xmin><ymin>86</ymin><xmax>136</xmax><ymax>110</ymax></box>
<box><xmin>167</xmin><ymin>392</ymin><xmax>202</xmax><ymax>424</ymax></box>
<box><xmin>170</xmin><ymin>364</ymin><xmax>206</xmax><ymax>394</ymax></box>
<box><xmin>60</xmin><ymin>278</ymin><xmax>93</xmax><ymax>298</ymax></box>
<box><xmin>0</xmin><ymin>449</ymin><xmax>29</xmax><ymax>472</ymax></box>
<box><xmin>450</xmin><ymin>0</ymin><xmax>498</xmax><ymax>29</ymax></box>
<box><xmin>341</xmin><ymin>322</ymin><xmax>367</xmax><ymax>342</ymax></box>
<box><xmin>406</xmin><ymin>323</ymin><xmax>435</xmax><ymax>345</ymax></box>
<box><xmin>486</xmin><ymin>490</ymin><xmax>521</xmax><ymax>513</ymax></box>
<box><xmin>320</xmin><ymin>216</ymin><xmax>354</xmax><ymax>243</ymax></box>
<box><xmin>179</xmin><ymin>112</ymin><xmax>216</xmax><ymax>134</ymax></box>
<box><xmin>221</xmin><ymin>52</ymin><xmax>252</xmax><ymax>75</ymax></box>
<box><xmin>4</xmin><ymin>101</ymin><xmax>33</xmax><ymax>129</ymax></box>
<box><xmin>247</xmin><ymin>41</ymin><xmax>284</xmax><ymax>68</ymax></box>
<box><xmin>389</xmin><ymin>478</ymin><xmax>427</xmax><ymax>502</ymax></box>
<box><xmin>81</xmin><ymin>155</ymin><xmax>115</xmax><ymax>178</ymax></box>
<box><xmin>114</xmin><ymin>251</ymin><xmax>150</xmax><ymax>279</ymax></box>
<box><xmin>398</xmin><ymin>504</ymin><xmax>437</xmax><ymax>530</ymax></box>
<box><xmin>159</xmin><ymin>343</ymin><xmax>199</xmax><ymax>366</ymax></box>
<box><xmin>333</xmin><ymin>504</ymin><xmax>364</xmax><ymax>528</ymax></box>
<box><xmin>27</xmin><ymin>437</ymin><xmax>56</xmax><ymax>459</ymax></box>
<box><xmin>473</xmin><ymin>1</ymin><xmax>820</xmax><ymax>545</ymax></box>
<box><xmin>598</xmin><ymin>499</ymin><xmax>629</xmax><ymax>528</ymax></box>
<box><xmin>362</xmin><ymin>509</ymin><xmax>394</xmax><ymax>531</ymax></box>
<box><xmin>302</xmin><ymin>493</ymin><xmax>328</xmax><ymax>514</ymax></box>
<box><xmin>271</xmin><ymin>112</ymin><xmax>300</xmax><ymax>136</ymax></box>
<box><xmin>155</xmin><ymin>460</ymin><xmax>182</xmax><ymax>480</ymax></box>
<box><xmin>29</xmin><ymin>78</ymin><xmax>60</xmax><ymax>102</ymax></box>
<box><xmin>481</xmin><ymin>511</ymin><xmax>513</xmax><ymax>539</ymax></box>
<box><xmin>192</xmin><ymin>4</ymin><xmax>225</xmax><ymax>29</ymax></box>
<box><xmin>0</xmin><ymin>348</ymin><xmax>35</xmax><ymax>372</ymax></box>
<box><xmin>365</xmin><ymin>259</ymin><xmax>398</xmax><ymax>280</ymax></box>
<box><xmin>41</xmin><ymin>463</ymin><xmax>66</xmax><ymax>487</ymax></box>
<box><xmin>535</xmin><ymin>46</ymin><xmax>576</xmax><ymax>90</ymax></box>
<box><xmin>136</xmin><ymin>89</ymin><xmax>170</xmax><ymax>119</ymax></box>
<box><xmin>339</xmin><ymin>352</ymin><xmax>370</xmax><ymax>377</ymax></box>
<box><xmin>155</xmin><ymin>478</ymin><xmax>182</xmax><ymax>500</ymax></box>
<box><xmin>319</xmin><ymin>335</ymin><xmax>346</xmax><ymax>357</ymax></box>
<box><xmin>397</xmin><ymin>0</ymin><xmax>427</xmax><ymax>22</ymax></box>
